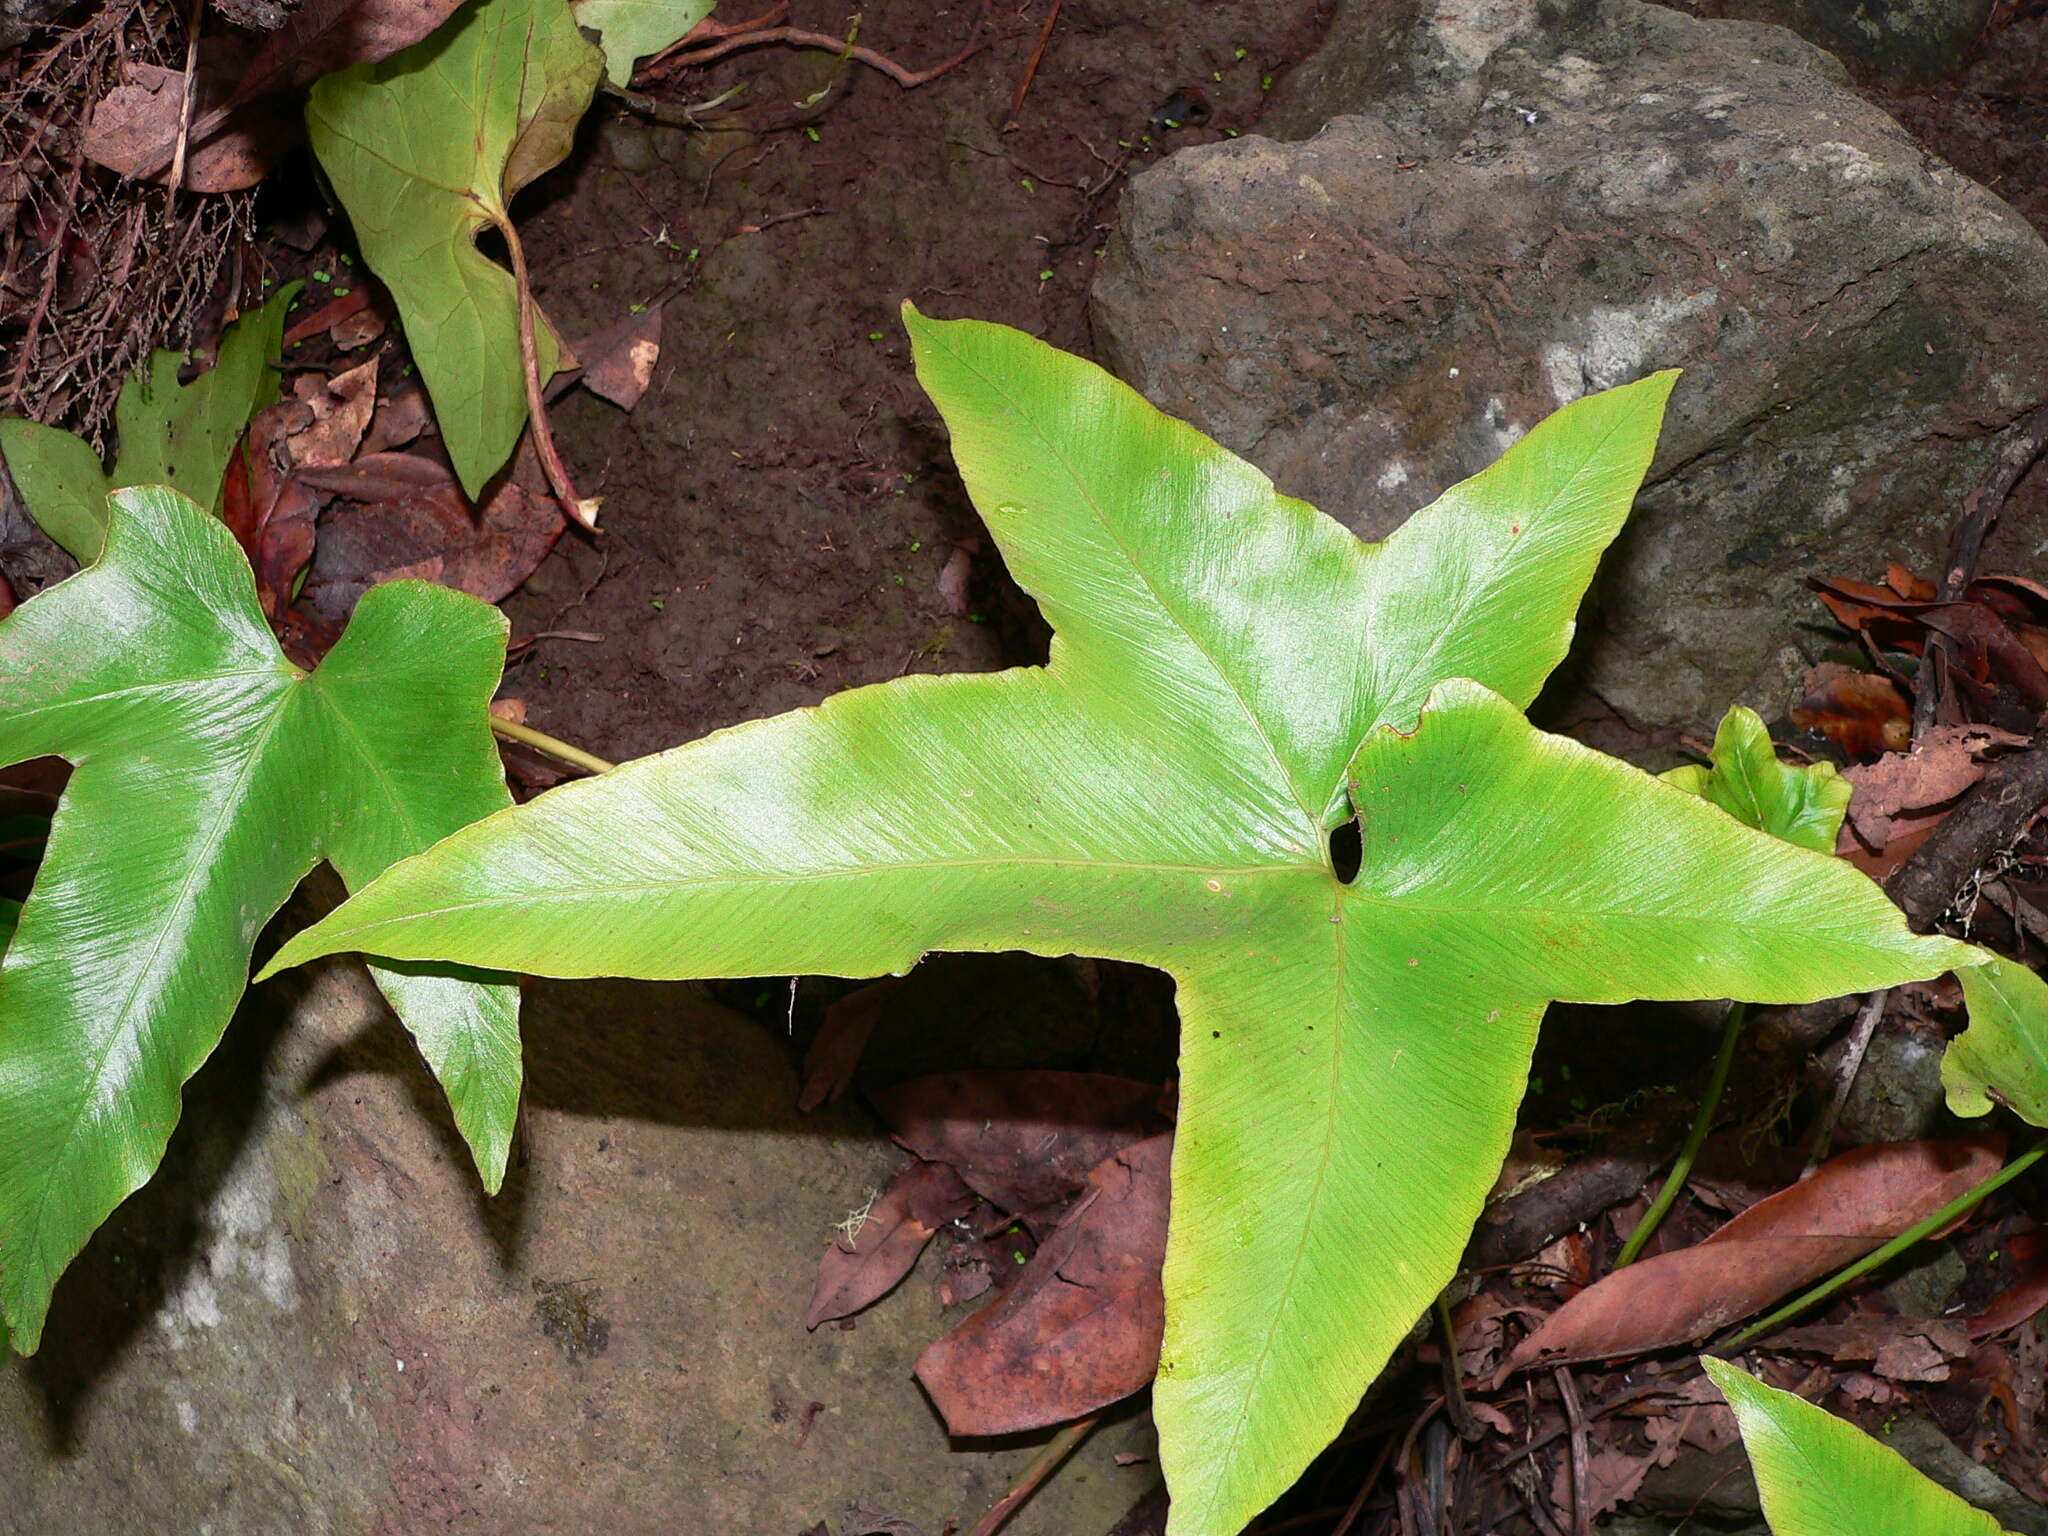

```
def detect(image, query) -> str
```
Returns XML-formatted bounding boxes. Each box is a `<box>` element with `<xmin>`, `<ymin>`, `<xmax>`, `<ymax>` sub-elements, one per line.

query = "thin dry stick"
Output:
<box><xmin>1003</xmin><ymin>0</ymin><xmax>1064</xmax><ymax>127</ymax></box>
<box><xmin>499</xmin><ymin>219</ymin><xmax>597</xmax><ymax>531</ymax></box>
<box><xmin>967</xmin><ymin>1413</ymin><xmax>1101</xmax><ymax>1536</ymax></box>
<box><xmin>1553</xmin><ymin>1367</ymin><xmax>1592</xmax><ymax>1536</ymax></box>
<box><xmin>166</xmin><ymin>0</ymin><xmax>204</xmax><ymax>191</ymax></box>
<box><xmin>1804</xmin><ymin>988</ymin><xmax>1889</xmax><ymax>1174</ymax></box>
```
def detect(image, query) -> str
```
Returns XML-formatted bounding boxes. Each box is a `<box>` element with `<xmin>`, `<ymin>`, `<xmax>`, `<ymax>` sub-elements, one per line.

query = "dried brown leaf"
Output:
<box><xmin>804</xmin><ymin>1158</ymin><xmax>974</xmax><ymax>1330</ymax></box>
<box><xmin>872</xmin><ymin>1070</ymin><xmax>1168</xmax><ymax>1213</ymax></box>
<box><xmin>915</xmin><ymin>1134</ymin><xmax>1170</xmax><ymax>1435</ymax></box>
<box><xmin>1500</xmin><ymin>1136</ymin><xmax>2004</xmax><ymax>1376</ymax></box>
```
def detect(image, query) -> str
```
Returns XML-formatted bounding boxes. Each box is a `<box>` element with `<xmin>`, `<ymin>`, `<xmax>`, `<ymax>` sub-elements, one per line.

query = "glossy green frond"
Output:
<box><xmin>0</xmin><ymin>487</ymin><xmax>518</xmax><ymax>1354</ymax></box>
<box><xmin>1663</xmin><ymin>704</ymin><xmax>1850</xmax><ymax>852</ymax></box>
<box><xmin>266</xmin><ymin>312</ymin><xmax>1978</xmax><ymax>1535</ymax></box>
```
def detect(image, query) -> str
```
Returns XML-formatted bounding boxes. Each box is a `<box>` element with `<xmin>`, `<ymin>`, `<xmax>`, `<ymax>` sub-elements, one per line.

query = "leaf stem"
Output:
<box><xmin>500</xmin><ymin>214</ymin><xmax>597</xmax><ymax>530</ymax></box>
<box><xmin>1614</xmin><ymin>1001</ymin><xmax>1748</xmax><ymax>1268</ymax></box>
<box><xmin>490</xmin><ymin>716</ymin><xmax>615</xmax><ymax>776</ymax></box>
<box><xmin>1725</xmin><ymin>1136</ymin><xmax>2048</xmax><ymax>1347</ymax></box>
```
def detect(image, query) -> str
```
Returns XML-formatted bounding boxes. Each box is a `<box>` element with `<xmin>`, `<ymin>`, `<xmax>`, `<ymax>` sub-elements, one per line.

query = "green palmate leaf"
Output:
<box><xmin>1947</xmin><ymin>953</ymin><xmax>2048</xmax><ymax>1128</ymax></box>
<box><xmin>308</xmin><ymin>0</ymin><xmax>600</xmax><ymax>497</ymax></box>
<box><xmin>1705</xmin><ymin>1359</ymin><xmax>2012</xmax><ymax>1535</ymax></box>
<box><xmin>0</xmin><ymin>486</ymin><xmax>519</xmax><ymax>1355</ymax></box>
<box><xmin>573</xmin><ymin>0</ymin><xmax>714</xmax><ymax>87</ymax></box>
<box><xmin>1662</xmin><ymin>703</ymin><xmax>1851</xmax><ymax>853</ymax></box>
<box><xmin>264</xmin><ymin>310</ymin><xmax>1974</xmax><ymax>1535</ymax></box>
<box><xmin>0</xmin><ymin>285</ymin><xmax>299</xmax><ymax>560</ymax></box>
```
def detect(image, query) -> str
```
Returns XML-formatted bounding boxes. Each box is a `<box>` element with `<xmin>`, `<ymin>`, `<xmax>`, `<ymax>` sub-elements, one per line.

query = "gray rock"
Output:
<box><xmin>1</xmin><ymin>961</ymin><xmax>1154</xmax><ymax>1535</ymax></box>
<box><xmin>1089</xmin><ymin>0</ymin><xmax>2048</xmax><ymax>732</ymax></box>
<box><xmin>1712</xmin><ymin>0</ymin><xmax>1996</xmax><ymax>84</ymax></box>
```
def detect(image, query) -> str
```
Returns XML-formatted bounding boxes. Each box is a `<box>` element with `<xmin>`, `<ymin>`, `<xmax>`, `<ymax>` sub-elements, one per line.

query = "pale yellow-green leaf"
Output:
<box><xmin>1706</xmin><ymin>1359</ymin><xmax>2013</xmax><ymax>1535</ymax></box>
<box><xmin>1663</xmin><ymin>703</ymin><xmax>1851</xmax><ymax>852</ymax></box>
<box><xmin>573</xmin><ymin>0</ymin><xmax>714</xmax><ymax>87</ymax></box>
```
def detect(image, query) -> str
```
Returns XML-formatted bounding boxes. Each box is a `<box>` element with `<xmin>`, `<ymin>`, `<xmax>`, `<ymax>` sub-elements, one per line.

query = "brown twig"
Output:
<box><xmin>166</xmin><ymin>0</ymin><xmax>204</xmax><ymax>191</ymax></box>
<box><xmin>1553</xmin><ymin>1366</ymin><xmax>1592</xmax><ymax>1536</ymax></box>
<box><xmin>658</xmin><ymin>23</ymin><xmax>987</xmax><ymax>89</ymax></box>
<box><xmin>1003</xmin><ymin>0</ymin><xmax>1064</xmax><ymax>128</ymax></box>
<box><xmin>1914</xmin><ymin>402</ymin><xmax>2048</xmax><ymax>737</ymax></box>
<box><xmin>1888</xmin><ymin>719</ymin><xmax>2048</xmax><ymax>929</ymax></box>
<box><xmin>499</xmin><ymin>216</ymin><xmax>597</xmax><ymax>531</ymax></box>
<box><xmin>1804</xmin><ymin>988</ymin><xmax>1889</xmax><ymax>1174</ymax></box>
<box><xmin>733</xmin><ymin>205</ymin><xmax>825</xmax><ymax>235</ymax></box>
<box><xmin>967</xmin><ymin>1413</ymin><xmax>1100</xmax><ymax>1536</ymax></box>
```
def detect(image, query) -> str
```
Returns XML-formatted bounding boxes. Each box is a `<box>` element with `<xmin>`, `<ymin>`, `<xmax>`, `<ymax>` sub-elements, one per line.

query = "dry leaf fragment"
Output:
<box><xmin>577</xmin><ymin>305</ymin><xmax>663</xmax><ymax>411</ymax></box>
<box><xmin>1499</xmin><ymin>1135</ymin><xmax>2004</xmax><ymax>1376</ymax></box>
<box><xmin>1792</xmin><ymin>663</ymin><xmax>1911</xmax><ymax>760</ymax></box>
<box><xmin>872</xmin><ymin>1070</ymin><xmax>1169</xmax><ymax>1214</ymax></box>
<box><xmin>804</xmin><ymin>1157</ymin><xmax>974</xmax><ymax>1330</ymax></box>
<box><xmin>287</xmin><ymin>357</ymin><xmax>379</xmax><ymax>470</ymax></box>
<box><xmin>915</xmin><ymin>1134</ymin><xmax>1170</xmax><ymax>1435</ymax></box>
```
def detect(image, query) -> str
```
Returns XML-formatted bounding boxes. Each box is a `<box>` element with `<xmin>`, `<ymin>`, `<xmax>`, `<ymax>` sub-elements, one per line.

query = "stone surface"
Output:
<box><xmin>1</xmin><ymin>952</ymin><xmax>1155</xmax><ymax>1535</ymax></box>
<box><xmin>1712</xmin><ymin>0</ymin><xmax>1996</xmax><ymax>83</ymax></box>
<box><xmin>1089</xmin><ymin>0</ymin><xmax>2048</xmax><ymax>731</ymax></box>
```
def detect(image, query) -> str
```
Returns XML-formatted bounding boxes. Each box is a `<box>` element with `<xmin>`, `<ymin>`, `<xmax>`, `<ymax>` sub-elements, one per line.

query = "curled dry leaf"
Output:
<box><xmin>871</xmin><ymin>1070</ymin><xmax>1169</xmax><ymax>1214</ymax></box>
<box><xmin>81</xmin><ymin>46</ymin><xmax>294</xmax><ymax>191</ymax></box>
<box><xmin>225</xmin><ymin>0</ymin><xmax>471</xmax><ymax>107</ymax></box>
<box><xmin>797</xmin><ymin>976</ymin><xmax>903</xmax><ymax>1112</ymax></box>
<box><xmin>288</xmin><ymin>357</ymin><xmax>380</xmax><ymax>470</ymax></box>
<box><xmin>915</xmin><ymin>1134</ymin><xmax>1171</xmax><ymax>1436</ymax></box>
<box><xmin>220</xmin><ymin>401</ymin><xmax>321</xmax><ymax>619</ymax></box>
<box><xmin>805</xmin><ymin>1157</ymin><xmax>975</xmax><ymax>1330</ymax></box>
<box><xmin>297</xmin><ymin>449</ymin><xmax>565</xmax><ymax>622</ymax></box>
<box><xmin>1792</xmin><ymin>662</ymin><xmax>1911</xmax><ymax>760</ymax></box>
<box><xmin>1498</xmin><ymin>1135</ymin><xmax>2005</xmax><ymax>1377</ymax></box>
<box><xmin>1842</xmin><ymin>725</ymin><xmax>2024</xmax><ymax>852</ymax></box>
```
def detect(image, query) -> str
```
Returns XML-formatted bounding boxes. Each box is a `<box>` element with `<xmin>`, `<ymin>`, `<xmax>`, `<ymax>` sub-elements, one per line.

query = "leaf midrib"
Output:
<box><xmin>1187</xmin><ymin>888</ymin><xmax>1350</xmax><ymax>1531</ymax></box>
<box><xmin>928</xmin><ymin>327</ymin><xmax>1325</xmax><ymax>839</ymax></box>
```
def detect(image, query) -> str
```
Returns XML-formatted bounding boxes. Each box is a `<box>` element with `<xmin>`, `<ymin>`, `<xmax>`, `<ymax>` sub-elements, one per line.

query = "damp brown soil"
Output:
<box><xmin>502</xmin><ymin>0</ymin><xmax>1334</xmax><ymax>763</ymax></box>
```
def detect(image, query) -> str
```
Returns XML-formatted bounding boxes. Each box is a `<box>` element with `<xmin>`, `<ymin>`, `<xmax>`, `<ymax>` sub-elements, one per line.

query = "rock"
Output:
<box><xmin>1</xmin><ymin>956</ymin><xmax>1154</xmax><ymax>1534</ymax></box>
<box><xmin>1710</xmin><ymin>0</ymin><xmax>1996</xmax><ymax>84</ymax></box>
<box><xmin>1089</xmin><ymin>0</ymin><xmax>2048</xmax><ymax>732</ymax></box>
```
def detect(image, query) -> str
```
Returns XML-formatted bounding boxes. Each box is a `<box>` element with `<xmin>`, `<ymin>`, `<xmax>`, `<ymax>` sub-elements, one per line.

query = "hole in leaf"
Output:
<box><xmin>1329</xmin><ymin>816</ymin><xmax>1361</xmax><ymax>884</ymax></box>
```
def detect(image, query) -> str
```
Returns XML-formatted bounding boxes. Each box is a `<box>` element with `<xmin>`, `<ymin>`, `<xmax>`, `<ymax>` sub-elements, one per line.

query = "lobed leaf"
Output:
<box><xmin>0</xmin><ymin>285</ymin><xmax>299</xmax><ymax>560</ymax></box>
<box><xmin>307</xmin><ymin>0</ymin><xmax>601</xmax><ymax>495</ymax></box>
<box><xmin>265</xmin><ymin>310</ymin><xmax>1978</xmax><ymax>1535</ymax></box>
<box><xmin>0</xmin><ymin>486</ymin><xmax>518</xmax><ymax>1354</ymax></box>
<box><xmin>1705</xmin><ymin>1358</ymin><xmax>2012</xmax><ymax>1535</ymax></box>
<box><xmin>1663</xmin><ymin>703</ymin><xmax>1851</xmax><ymax>852</ymax></box>
<box><xmin>1948</xmin><ymin>953</ymin><xmax>2048</xmax><ymax>1128</ymax></box>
